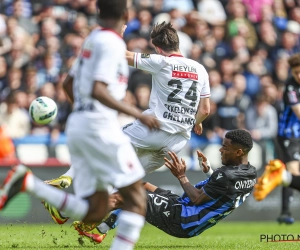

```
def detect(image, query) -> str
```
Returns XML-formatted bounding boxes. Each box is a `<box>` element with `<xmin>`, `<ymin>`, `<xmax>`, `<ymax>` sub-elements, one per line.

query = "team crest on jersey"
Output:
<box><xmin>172</xmin><ymin>64</ymin><xmax>198</xmax><ymax>80</ymax></box>
<box><xmin>81</xmin><ymin>42</ymin><xmax>93</xmax><ymax>58</ymax></box>
<box><xmin>288</xmin><ymin>91</ymin><xmax>298</xmax><ymax>103</ymax></box>
<box><xmin>141</xmin><ymin>53</ymin><xmax>150</xmax><ymax>58</ymax></box>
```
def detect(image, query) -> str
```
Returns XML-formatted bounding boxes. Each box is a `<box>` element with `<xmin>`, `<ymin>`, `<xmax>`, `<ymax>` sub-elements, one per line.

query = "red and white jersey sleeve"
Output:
<box><xmin>134</xmin><ymin>53</ymin><xmax>166</xmax><ymax>73</ymax></box>
<box><xmin>133</xmin><ymin>53</ymin><xmax>210</xmax><ymax>139</ymax></box>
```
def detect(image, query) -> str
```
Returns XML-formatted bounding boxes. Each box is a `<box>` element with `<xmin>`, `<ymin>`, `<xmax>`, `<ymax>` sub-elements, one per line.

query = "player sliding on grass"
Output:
<box><xmin>43</xmin><ymin>21</ymin><xmax>210</xmax><ymax>224</ymax></box>
<box><xmin>73</xmin><ymin>129</ymin><xmax>257</xmax><ymax>242</ymax></box>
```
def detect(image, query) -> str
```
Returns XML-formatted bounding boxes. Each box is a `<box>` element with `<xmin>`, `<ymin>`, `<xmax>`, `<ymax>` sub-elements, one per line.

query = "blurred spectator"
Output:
<box><xmin>11</xmin><ymin>0</ymin><xmax>39</xmax><ymax>44</ymax></box>
<box><xmin>23</xmin><ymin>67</ymin><xmax>38</xmax><ymax>93</ymax></box>
<box><xmin>215</xmin><ymin>87</ymin><xmax>244</xmax><ymax>137</ymax></box>
<box><xmin>137</xmin><ymin>8</ymin><xmax>153</xmax><ymax>40</ymax></box>
<box><xmin>208</xmin><ymin>70</ymin><xmax>226</xmax><ymax>104</ymax></box>
<box><xmin>232</xmin><ymin>73</ymin><xmax>252</xmax><ymax>112</ymax></box>
<box><xmin>226</xmin><ymin>1</ymin><xmax>258</xmax><ymax>50</ymax></box>
<box><xmin>243</xmin><ymin>0</ymin><xmax>273</xmax><ymax>23</ymax></box>
<box><xmin>197</xmin><ymin>0</ymin><xmax>227</xmax><ymax>25</ymax></box>
<box><xmin>220</xmin><ymin>58</ymin><xmax>235</xmax><ymax>88</ymax></box>
<box><xmin>163</xmin><ymin>0</ymin><xmax>194</xmax><ymax>14</ymax></box>
<box><xmin>0</xmin><ymin>91</ymin><xmax>30</xmax><ymax>138</ymax></box>
<box><xmin>199</xmin><ymin>35</ymin><xmax>218</xmax><ymax>70</ymax></box>
<box><xmin>134</xmin><ymin>84</ymin><xmax>151</xmax><ymax>111</ymax></box>
<box><xmin>128</xmin><ymin>69</ymin><xmax>152</xmax><ymax>93</ymax></box>
<box><xmin>212</xmin><ymin>25</ymin><xmax>231</xmax><ymax>60</ymax></box>
<box><xmin>245</xmin><ymin>94</ymin><xmax>278</xmax><ymax>141</ymax></box>
<box><xmin>0</xmin><ymin>56</ymin><xmax>8</xmax><ymax>94</ymax></box>
<box><xmin>36</xmin><ymin>53</ymin><xmax>60</xmax><ymax>88</ymax></box>
<box><xmin>1</xmin><ymin>67</ymin><xmax>22</xmax><ymax>101</ymax></box>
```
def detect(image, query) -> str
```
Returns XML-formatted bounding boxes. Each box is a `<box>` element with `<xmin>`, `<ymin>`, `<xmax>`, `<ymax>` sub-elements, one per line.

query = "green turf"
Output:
<box><xmin>1</xmin><ymin>222</ymin><xmax>300</xmax><ymax>249</ymax></box>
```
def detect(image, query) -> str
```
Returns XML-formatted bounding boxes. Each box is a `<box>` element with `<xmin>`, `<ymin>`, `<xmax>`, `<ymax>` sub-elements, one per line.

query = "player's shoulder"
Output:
<box><xmin>223</xmin><ymin>163</ymin><xmax>257</xmax><ymax>181</ymax></box>
<box><xmin>91</xmin><ymin>28</ymin><xmax>125</xmax><ymax>47</ymax></box>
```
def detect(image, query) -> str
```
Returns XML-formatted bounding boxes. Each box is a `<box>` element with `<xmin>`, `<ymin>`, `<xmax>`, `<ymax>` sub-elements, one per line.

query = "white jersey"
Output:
<box><xmin>66</xmin><ymin>28</ymin><xmax>129</xmax><ymax>135</ymax></box>
<box><xmin>133</xmin><ymin>53</ymin><xmax>210</xmax><ymax>139</ymax></box>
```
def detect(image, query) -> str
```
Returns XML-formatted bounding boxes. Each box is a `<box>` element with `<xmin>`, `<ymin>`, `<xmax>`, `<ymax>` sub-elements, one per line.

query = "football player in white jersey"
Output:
<box><xmin>0</xmin><ymin>1</ymin><xmax>160</xmax><ymax>250</ymax></box>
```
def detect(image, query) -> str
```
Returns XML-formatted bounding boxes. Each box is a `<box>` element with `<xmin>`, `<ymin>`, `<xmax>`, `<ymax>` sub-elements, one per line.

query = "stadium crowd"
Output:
<box><xmin>0</xmin><ymin>0</ymin><xmax>299</xmax><ymax>161</ymax></box>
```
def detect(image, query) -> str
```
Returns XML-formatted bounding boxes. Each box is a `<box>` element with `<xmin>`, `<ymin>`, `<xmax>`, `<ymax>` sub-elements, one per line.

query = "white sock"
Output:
<box><xmin>110</xmin><ymin>211</ymin><xmax>145</xmax><ymax>250</ymax></box>
<box><xmin>282</xmin><ymin>170</ymin><xmax>292</xmax><ymax>186</ymax></box>
<box><xmin>63</xmin><ymin>165</ymin><xmax>75</xmax><ymax>179</ymax></box>
<box><xmin>26</xmin><ymin>174</ymin><xmax>88</xmax><ymax>221</ymax></box>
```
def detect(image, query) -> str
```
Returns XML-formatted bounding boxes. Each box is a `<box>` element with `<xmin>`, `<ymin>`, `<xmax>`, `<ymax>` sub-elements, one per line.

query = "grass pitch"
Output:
<box><xmin>1</xmin><ymin>222</ymin><xmax>300</xmax><ymax>250</ymax></box>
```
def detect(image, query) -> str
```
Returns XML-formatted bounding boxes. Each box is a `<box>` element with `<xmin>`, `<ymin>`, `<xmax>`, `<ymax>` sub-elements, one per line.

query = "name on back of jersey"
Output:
<box><xmin>163</xmin><ymin>104</ymin><xmax>197</xmax><ymax>125</ymax></box>
<box><xmin>172</xmin><ymin>65</ymin><xmax>198</xmax><ymax>80</ymax></box>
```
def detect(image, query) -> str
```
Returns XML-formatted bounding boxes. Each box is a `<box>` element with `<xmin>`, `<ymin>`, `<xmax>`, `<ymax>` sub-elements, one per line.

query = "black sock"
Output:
<box><xmin>289</xmin><ymin>175</ymin><xmax>300</xmax><ymax>192</ymax></box>
<box><xmin>103</xmin><ymin>213</ymin><xmax>118</xmax><ymax>229</ymax></box>
<box><xmin>281</xmin><ymin>187</ymin><xmax>293</xmax><ymax>215</ymax></box>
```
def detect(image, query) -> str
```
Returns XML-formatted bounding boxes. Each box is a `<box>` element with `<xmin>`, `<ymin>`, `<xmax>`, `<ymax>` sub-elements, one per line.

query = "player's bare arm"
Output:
<box><xmin>62</xmin><ymin>74</ymin><xmax>74</xmax><ymax>104</ymax></box>
<box><xmin>291</xmin><ymin>104</ymin><xmax>300</xmax><ymax>119</ymax></box>
<box><xmin>126</xmin><ymin>50</ymin><xmax>135</xmax><ymax>67</ymax></box>
<box><xmin>164</xmin><ymin>151</ymin><xmax>212</xmax><ymax>205</ymax></box>
<box><xmin>92</xmin><ymin>81</ymin><xmax>160</xmax><ymax>130</ymax></box>
<box><xmin>194</xmin><ymin>97</ymin><xmax>210</xmax><ymax>135</ymax></box>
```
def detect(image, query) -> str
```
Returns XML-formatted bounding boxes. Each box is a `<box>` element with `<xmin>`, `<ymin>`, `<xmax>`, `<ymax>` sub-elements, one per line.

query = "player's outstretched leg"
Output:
<box><xmin>0</xmin><ymin>164</ymin><xmax>31</xmax><ymax>209</ymax></box>
<box><xmin>43</xmin><ymin>175</ymin><xmax>73</xmax><ymax>224</ymax></box>
<box><xmin>253</xmin><ymin>160</ymin><xmax>285</xmax><ymax>201</ymax></box>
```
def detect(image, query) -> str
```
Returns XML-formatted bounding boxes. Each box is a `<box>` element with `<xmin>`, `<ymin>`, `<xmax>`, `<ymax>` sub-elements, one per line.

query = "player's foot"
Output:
<box><xmin>43</xmin><ymin>176</ymin><xmax>71</xmax><ymax>224</ymax></box>
<box><xmin>73</xmin><ymin>221</ymin><xmax>107</xmax><ymax>244</ymax></box>
<box><xmin>43</xmin><ymin>201</ymin><xmax>69</xmax><ymax>224</ymax></box>
<box><xmin>253</xmin><ymin>159</ymin><xmax>285</xmax><ymax>201</ymax></box>
<box><xmin>0</xmin><ymin>164</ymin><xmax>31</xmax><ymax>210</ymax></box>
<box><xmin>44</xmin><ymin>176</ymin><xmax>72</xmax><ymax>189</ymax></box>
<box><xmin>277</xmin><ymin>214</ymin><xmax>295</xmax><ymax>225</ymax></box>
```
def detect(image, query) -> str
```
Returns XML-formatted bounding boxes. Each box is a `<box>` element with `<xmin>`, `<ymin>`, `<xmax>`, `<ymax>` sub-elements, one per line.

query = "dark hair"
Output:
<box><xmin>225</xmin><ymin>129</ymin><xmax>253</xmax><ymax>153</ymax></box>
<box><xmin>97</xmin><ymin>0</ymin><xmax>127</xmax><ymax>20</ymax></box>
<box><xmin>288</xmin><ymin>53</ymin><xmax>300</xmax><ymax>68</ymax></box>
<box><xmin>6</xmin><ymin>91</ymin><xmax>17</xmax><ymax>104</ymax></box>
<box><xmin>150</xmin><ymin>22</ymin><xmax>179</xmax><ymax>52</ymax></box>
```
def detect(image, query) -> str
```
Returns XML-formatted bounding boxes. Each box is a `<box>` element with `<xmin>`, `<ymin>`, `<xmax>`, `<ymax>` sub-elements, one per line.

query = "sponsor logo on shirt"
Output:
<box><xmin>141</xmin><ymin>53</ymin><xmax>150</xmax><ymax>58</ymax></box>
<box><xmin>216</xmin><ymin>172</ymin><xmax>223</xmax><ymax>180</ymax></box>
<box><xmin>287</xmin><ymin>91</ymin><xmax>298</xmax><ymax>104</ymax></box>
<box><xmin>172</xmin><ymin>65</ymin><xmax>198</xmax><ymax>80</ymax></box>
<box><xmin>81</xmin><ymin>42</ymin><xmax>93</xmax><ymax>58</ymax></box>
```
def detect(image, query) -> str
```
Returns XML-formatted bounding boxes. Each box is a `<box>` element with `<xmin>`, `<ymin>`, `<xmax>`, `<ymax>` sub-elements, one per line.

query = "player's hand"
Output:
<box><xmin>138</xmin><ymin>114</ymin><xmax>160</xmax><ymax>130</ymax></box>
<box><xmin>197</xmin><ymin>150</ymin><xmax>209</xmax><ymax>173</ymax></box>
<box><xmin>194</xmin><ymin>123</ymin><xmax>203</xmax><ymax>135</ymax></box>
<box><xmin>164</xmin><ymin>151</ymin><xmax>186</xmax><ymax>178</ymax></box>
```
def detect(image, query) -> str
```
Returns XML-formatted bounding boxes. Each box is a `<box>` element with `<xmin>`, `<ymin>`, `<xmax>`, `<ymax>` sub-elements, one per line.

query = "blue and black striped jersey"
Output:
<box><xmin>177</xmin><ymin>163</ymin><xmax>257</xmax><ymax>237</ymax></box>
<box><xmin>278</xmin><ymin>77</ymin><xmax>300</xmax><ymax>138</ymax></box>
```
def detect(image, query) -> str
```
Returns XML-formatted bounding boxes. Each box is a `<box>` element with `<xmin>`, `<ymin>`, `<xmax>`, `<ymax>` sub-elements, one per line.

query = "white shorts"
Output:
<box><xmin>67</xmin><ymin>129</ymin><xmax>145</xmax><ymax>198</ymax></box>
<box><xmin>123</xmin><ymin>120</ymin><xmax>188</xmax><ymax>173</ymax></box>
